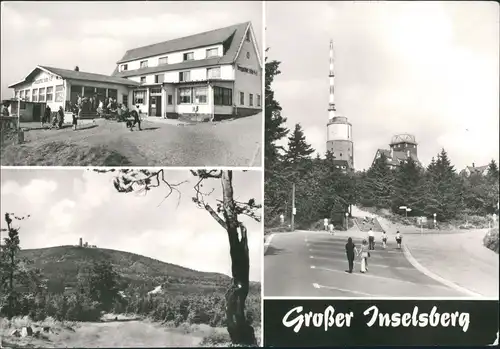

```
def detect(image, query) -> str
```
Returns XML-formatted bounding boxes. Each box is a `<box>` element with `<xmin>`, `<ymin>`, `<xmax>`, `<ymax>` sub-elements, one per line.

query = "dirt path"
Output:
<box><xmin>2</xmin><ymin>320</ymin><xmax>208</xmax><ymax>348</ymax></box>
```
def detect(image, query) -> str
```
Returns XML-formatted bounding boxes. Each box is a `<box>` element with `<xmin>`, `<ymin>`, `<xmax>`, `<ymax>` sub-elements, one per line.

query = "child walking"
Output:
<box><xmin>381</xmin><ymin>231</ymin><xmax>388</xmax><ymax>249</ymax></box>
<box><xmin>395</xmin><ymin>231</ymin><xmax>402</xmax><ymax>249</ymax></box>
<box><xmin>358</xmin><ymin>239</ymin><xmax>370</xmax><ymax>273</ymax></box>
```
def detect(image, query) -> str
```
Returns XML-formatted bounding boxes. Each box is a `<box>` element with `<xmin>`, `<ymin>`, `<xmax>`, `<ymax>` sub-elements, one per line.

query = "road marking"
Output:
<box><xmin>313</xmin><ymin>283</ymin><xmax>381</xmax><ymax>297</ymax></box>
<box><xmin>310</xmin><ymin>255</ymin><xmax>416</xmax><ymax>270</ymax></box>
<box><xmin>311</xmin><ymin>265</ymin><xmax>451</xmax><ymax>289</ymax></box>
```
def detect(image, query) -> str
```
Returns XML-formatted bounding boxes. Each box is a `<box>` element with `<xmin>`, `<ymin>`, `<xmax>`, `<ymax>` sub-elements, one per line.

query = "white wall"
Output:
<box><xmin>233</xmin><ymin>29</ymin><xmax>262</xmax><ymax>109</ymax></box>
<box><xmin>118</xmin><ymin>44</ymin><xmax>223</xmax><ymax>71</ymax></box>
<box><xmin>13</xmin><ymin>70</ymin><xmax>66</xmax><ymax>110</ymax></box>
<box><xmin>127</xmin><ymin>64</ymin><xmax>234</xmax><ymax>84</ymax></box>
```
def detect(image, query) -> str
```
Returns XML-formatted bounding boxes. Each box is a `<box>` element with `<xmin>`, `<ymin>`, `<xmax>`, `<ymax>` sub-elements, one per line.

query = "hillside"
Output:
<box><xmin>19</xmin><ymin>245</ymin><xmax>261</xmax><ymax>295</ymax></box>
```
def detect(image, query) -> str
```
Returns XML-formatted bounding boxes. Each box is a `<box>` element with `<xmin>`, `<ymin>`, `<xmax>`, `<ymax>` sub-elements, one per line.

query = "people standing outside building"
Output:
<box><xmin>71</xmin><ymin>103</ymin><xmax>79</xmax><ymax>131</ymax></box>
<box><xmin>358</xmin><ymin>239</ymin><xmax>370</xmax><ymax>273</ymax></box>
<box><xmin>345</xmin><ymin>237</ymin><xmax>358</xmax><ymax>274</ymax></box>
<box><xmin>381</xmin><ymin>231</ymin><xmax>388</xmax><ymax>249</ymax></box>
<box><xmin>56</xmin><ymin>106</ymin><xmax>65</xmax><ymax>129</ymax></box>
<box><xmin>395</xmin><ymin>231</ymin><xmax>402</xmax><ymax>249</ymax></box>
<box><xmin>368</xmin><ymin>228</ymin><xmax>375</xmax><ymax>250</ymax></box>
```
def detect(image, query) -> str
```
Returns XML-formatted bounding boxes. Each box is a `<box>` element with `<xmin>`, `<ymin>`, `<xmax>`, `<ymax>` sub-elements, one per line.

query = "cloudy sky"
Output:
<box><xmin>0</xmin><ymin>1</ymin><xmax>262</xmax><ymax>98</ymax></box>
<box><xmin>267</xmin><ymin>1</ymin><xmax>499</xmax><ymax>170</ymax></box>
<box><xmin>0</xmin><ymin>169</ymin><xmax>262</xmax><ymax>281</ymax></box>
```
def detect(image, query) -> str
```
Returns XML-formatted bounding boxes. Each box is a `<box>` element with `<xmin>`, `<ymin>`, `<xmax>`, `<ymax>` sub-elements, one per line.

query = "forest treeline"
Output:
<box><xmin>265</xmin><ymin>57</ymin><xmax>500</xmax><ymax>230</ymax></box>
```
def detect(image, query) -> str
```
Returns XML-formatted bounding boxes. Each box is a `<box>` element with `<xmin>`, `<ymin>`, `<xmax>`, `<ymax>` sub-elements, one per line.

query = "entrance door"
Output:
<box><xmin>149</xmin><ymin>96</ymin><xmax>162</xmax><ymax>117</ymax></box>
<box><xmin>33</xmin><ymin>104</ymin><xmax>42</xmax><ymax>122</ymax></box>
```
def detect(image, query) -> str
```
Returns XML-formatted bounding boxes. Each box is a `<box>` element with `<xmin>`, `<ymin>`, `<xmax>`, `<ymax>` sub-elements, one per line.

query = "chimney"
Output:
<box><xmin>79</xmin><ymin>238</ymin><xmax>82</xmax><ymax>247</ymax></box>
<box><xmin>472</xmin><ymin>163</ymin><xmax>475</xmax><ymax>168</ymax></box>
<box><xmin>74</xmin><ymin>66</ymin><xmax>80</xmax><ymax>72</ymax></box>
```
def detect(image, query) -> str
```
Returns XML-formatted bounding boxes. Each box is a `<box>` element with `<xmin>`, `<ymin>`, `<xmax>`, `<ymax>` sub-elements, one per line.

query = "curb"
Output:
<box><xmin>264</xmin><ymin>233</ymin><xmax>275</xmax><ymax>255</ymax></box>
<box><xmin>402</xmin><ymin>243</ymin><xmax>483</xmax><ymax>297</ymax></box>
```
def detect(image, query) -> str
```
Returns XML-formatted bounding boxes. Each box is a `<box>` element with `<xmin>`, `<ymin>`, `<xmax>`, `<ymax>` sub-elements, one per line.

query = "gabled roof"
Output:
<box><xmin>112</xmin><ymin>21</ymin><xmax>258</xmax><ymax>78</ymax></box>
<box><xmin>466</xmin><ymin>165</ymin><xmax>488</xmax><ymax>174</ymax></box>
<box><xmin>9</xmin><ymin>66</ymin><xmax>140</xmax><ymax>88</ymax></box>
<box><xmin>116</xmin><ymin>21</ymin><xmax>250</xmax><ymax>65</ymax></box>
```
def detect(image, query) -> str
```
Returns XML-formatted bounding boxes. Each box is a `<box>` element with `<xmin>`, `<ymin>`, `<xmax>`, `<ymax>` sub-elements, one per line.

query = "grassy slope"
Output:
<box><xmin>19</xmin><ymin>245</ymin><xmax>261</xmax><ymax>294</ymax></box>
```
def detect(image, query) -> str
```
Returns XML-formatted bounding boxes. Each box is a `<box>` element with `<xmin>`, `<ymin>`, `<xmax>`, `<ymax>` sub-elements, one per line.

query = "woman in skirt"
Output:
<box><xmin>358</xmin><ymin>239</ymin><xmax>370</xmax><ymax>273</ymax></box>
<box><xmin>395</xmin><ymin>231</ymin><xmax>402</xmax><ymax>249</ymax></box>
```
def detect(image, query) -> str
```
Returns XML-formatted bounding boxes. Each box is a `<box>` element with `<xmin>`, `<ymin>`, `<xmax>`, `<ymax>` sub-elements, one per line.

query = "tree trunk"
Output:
<box><xmin>221</xmin><ymin>171</ymin><xmax>256</xmax><ymax>346</ymax></box>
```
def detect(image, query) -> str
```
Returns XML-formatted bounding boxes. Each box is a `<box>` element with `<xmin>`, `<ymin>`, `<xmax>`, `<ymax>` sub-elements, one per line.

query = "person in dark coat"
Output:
<box><xmin>345</xmin><ymin>237</ymin><xmax>358</xmax><ymax>274</ymax></box>
<box><xmin>42</xmin><ymin>105</ymin><xmax>51</xmax><ymax>127</ymax></box>
<box><xmin>57</xmin><ymin>106</ymin><xmax>65</xmax><ymax>129</ymax></box>
<box><xmin>71</xmin><ymin>104</ymin><xmax>79</xmax><ymax>131</ymax></box>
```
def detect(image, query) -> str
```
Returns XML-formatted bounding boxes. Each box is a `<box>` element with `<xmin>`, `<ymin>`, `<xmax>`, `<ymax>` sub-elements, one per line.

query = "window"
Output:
<box><xmin>159</xmin><ymin>56</ymin><xmax>168</xmax><ymax>65</ymax></box>
<box><xmin>207</xmin><ymin>67</ymin><xmax>221</xmax><ymax>79</ymax></box>
<box><xmin>194</xmin><ymin>87</ymin><xmax>207</xmax><ymax>104</ymax></box>
<box><xmin>178</xmin><ymin>88</ymin><xmax>192</xmax><ymax>104</ymax></box>
<box><xmin>19</xmin><ymin>90</ymin><xmax>23</xmax><ymax>99</ymax></box>
<box><xmin>140</xmin><ymin>76</ymin><xmax>146</xmax><ymax>84</ymax></box>
<box><xmin>150</xmin><ymin>88</ymin><xmax>162</xmax><ymax>95</ymax></box>
<box><xmin>83</xmin><ymin>86</ymin><xmax>95</xmax><ymax>97</ymax></box>
<box><xmin>123</xmin><ymin>94</ymin><xmax>128</xmax><ymax>106</ymax></box>
<box><xmin>246</xmin><ymin>30</ymin><xmax>251</xmax><ymax>42</ymax></box>
<box><xmin>15</xmin><ymin>91</ymin><xmax>19</xmax><ymax>99</ymax></box>
<box><xmin>25</xmin><ymin>90</ymin><xmax>31</xmax><ymax>102</ymax></box>
<box><xmin>133</xmin><ymin>90</ymin><xmax>145</xmax><ymax>104</ymax></box>
<box><xmin>168</xmin><ymin>95</ymin><xmax>173</xmax><ymax>105</ymax></box>
<box><xmin>183</xmin><ymin>52</ymin><xmax>194</xmax><ymax>61</ymax></box>
<box><xmin>39</xmin><ymin>87</ymin><xmax>46</xmax><ymax>102</ymax></box>
<box><xmin>249</xmin><ymin>93</ymin><xmax>253</xmax><ymax>106</ymax></box>
<box><xmin>140</xmin><ymin>60</ymin><xmax>148</xmax><ymax>68</ymax></box>
<box><xmin>214</xmin><ymin>87</ymin><xmax>232</xmax><ymax>106</ymax></box>
<box><xmin>155</xmin><ymin>74</ymin><xmax>164</xmax><ymax>84</ymax></box>
<box><xmin>239</xmin><ymin>92</ymin><xmax>244</xmax><ymax>105</ymax></box>
<box><xmin>206</xmin><ymin>48</ymin><xmax>218</xmax><ymax>58</ymax></box>
<box><xmin>55</xmin><ymin>85</ymin><xmax>64</xmax><ymax>102</ymax></box>
<box><xmin>179</xmin><ymin>71</ymin><xmax>190</xmax><ymax>82</ymax></box>
<box><xmin>257</xmin><ymin>94</ymin><xmax>261</xmax><ymax>107</ymax></box>
<box><xmin>46</xmin><ymin>86</ymin><xmax>53</xmax><ymax>101</ymax></box>
<box><xmin>32</xmin><ymin>88</ymin><xmax>38</xmax><ymax>102</ymax></box>
<box><xmin>246</xmin><ymin>52</ymin><xmax>250</xmax><ymax>59</ymax></box>
<box><xmin>121</xmin><ymin>64</ymin><xmax>128</xmax><ymax>71</ymax></box>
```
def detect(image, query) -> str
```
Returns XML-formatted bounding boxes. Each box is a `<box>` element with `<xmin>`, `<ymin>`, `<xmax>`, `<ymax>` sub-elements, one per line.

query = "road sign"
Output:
<box><xmin>293</xmin><ymin>207</ymin><xmax>296</xmax><ymax>215</ymax></box>
<box><xmin>280</xmin><ymin>214</ymin><xmax>284</xmax><ymax>224</ymax></box>
<box><xmin>324</xmin><ymin>218</ymin><xmax>328</xmax><ymax>225</ymax></box>
<box><xmin>399</xmin><ymin>206</ymin><xmax>407</xmax><ymax>210</ymax></box>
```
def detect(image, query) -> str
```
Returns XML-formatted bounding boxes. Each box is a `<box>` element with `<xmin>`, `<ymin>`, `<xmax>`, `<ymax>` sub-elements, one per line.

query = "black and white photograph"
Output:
<box><xmin>264</xmin><ymin>1</ymin><xmax>499</xmax><ymax>298</ymax></box>
<box><xmin>0</xmin><ymin>168</ymin><xmax>262</xmax><ymax>347</ymax></box>
<box><xmin>0</xmin><ymin>1</ymin><xmax>263</xmax><ymax>167</ymax></box>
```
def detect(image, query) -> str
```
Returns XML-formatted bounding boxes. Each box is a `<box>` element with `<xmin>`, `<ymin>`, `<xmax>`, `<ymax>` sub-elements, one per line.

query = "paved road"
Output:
<box><xmin>1</xmin><ymin>114</ymin><xmax>262</xmax><ymax>167</ymax></box>
<box><xmin>264</xmin><ymin>230</ymin><xmax>465</xmax><ymax>297</ymax></box>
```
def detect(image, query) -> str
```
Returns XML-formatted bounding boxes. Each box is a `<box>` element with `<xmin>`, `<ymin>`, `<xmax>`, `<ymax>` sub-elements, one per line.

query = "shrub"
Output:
<box><xmin>484</xmin><ymin>228</ymin><xmax>499</xmax><ymax>254</ymax></box>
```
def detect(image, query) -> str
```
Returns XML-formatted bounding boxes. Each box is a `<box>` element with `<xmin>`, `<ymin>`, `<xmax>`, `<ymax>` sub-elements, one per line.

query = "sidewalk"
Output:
<box><xmin>351</xmin><ymin>206</ymin><xmax>499</xmax><ymax>297</ymax></box>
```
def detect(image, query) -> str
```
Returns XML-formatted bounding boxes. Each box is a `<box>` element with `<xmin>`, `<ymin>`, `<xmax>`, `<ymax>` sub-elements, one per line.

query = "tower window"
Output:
<box><xmin>340</xmin><ymin>153</ymin><xmax>343</xmax><ymax>157</ymax></box>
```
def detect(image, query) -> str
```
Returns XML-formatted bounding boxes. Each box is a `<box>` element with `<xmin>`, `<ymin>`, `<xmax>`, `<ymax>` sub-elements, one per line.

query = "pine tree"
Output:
<box><xmin>284</xmin><ymin>123</ymin><xmax>315</xmax><ymax>164</ymax></box>
<box><xmin>392</xmin><ymin>157</ymin><xmax>422</xmax><ymax>215</ymax></box>
<box><xmin>364</xmin><ymin>153</ymin><xmax>394</xmax><ymax>209</ymax></box>
<box><xmin>486</xmin><ymin>159</ymin><xmax>499</xmax><ymax>184</ymax></box>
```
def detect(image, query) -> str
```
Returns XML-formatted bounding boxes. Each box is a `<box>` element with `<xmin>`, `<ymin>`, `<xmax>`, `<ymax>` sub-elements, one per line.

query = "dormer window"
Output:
<box><xmin>206</xmin><ymin>48</ymin><xmax>218</xmax><ymax>58</ymax></box>
<box><xmin>140</xmin><ymin>60</ymin><xmax>148</xmax><ymax>68</ymax></box>
<box><xmin>183</xmin><ymin>52</ymin><xmax>194</xmax><ymax>61</ymax></box>
<box><xmin>245</xmin><ymin>30</ymin><xmax>251</xmax><ymax>42</ymax></box>
<box><xmin>159</xmin><ymin>57</ymin><xmax>168</xmax><ymax>65</ymax></box>
<box><xmin>121</xmin><ymin>64</ymin><xmax>128</xmax><ymax>72</ymax></box>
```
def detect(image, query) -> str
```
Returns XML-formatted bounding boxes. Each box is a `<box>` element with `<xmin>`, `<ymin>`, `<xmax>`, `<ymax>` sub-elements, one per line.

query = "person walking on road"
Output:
<box><xmin>345</xmin><ymin>237</ymin><xmax>358</xmax><ymax>274</ymax></box>
<box><xmin>395</xmin><ymin>231</ymin><xmax>402</xmax><ymax>249</ymax></box>
<box><xmin>381</xmin><ymin>231</ymin><xmax>388</xmax><ymax>249</ymax></box>
<box><xmin>368</xmin><ymin>228</ymin><xmax>375</xmax><ymax>250</ymax></box>
<box><xmin>130</xmin><ymin>105</ymin><xmax>142</xmax><ymax>131</ymax></box>
<box><xmin>328</xmin><ymin>222</ymin><xmax>334</xmax><ymax>235</ymax></box>
<box><xmin>358</xmin><ymin>239</ymin><xmax>370</xmax><ymax>273</ymax></box>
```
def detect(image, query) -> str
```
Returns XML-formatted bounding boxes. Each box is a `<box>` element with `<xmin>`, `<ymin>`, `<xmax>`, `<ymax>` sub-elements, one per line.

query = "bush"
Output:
<box><xmin>483</xmin><ymin>228</ymin><xmax>499</xmax><ymax>254</ymax></box>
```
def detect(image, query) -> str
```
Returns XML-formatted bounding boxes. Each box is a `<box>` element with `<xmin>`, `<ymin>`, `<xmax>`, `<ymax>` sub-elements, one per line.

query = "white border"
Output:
<box><xmin>260</xmin><ymin>1</ymin><xmax>266</xmax><ymax>346</ymax></box>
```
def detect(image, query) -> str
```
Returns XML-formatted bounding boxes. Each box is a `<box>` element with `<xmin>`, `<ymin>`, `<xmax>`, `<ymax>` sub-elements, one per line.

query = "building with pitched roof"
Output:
<box><xmin>461</xmin><ymin>163</ymin><xmax>489</xmax><ymax>177</ymax></box>
<box><xmin>372</xmin><ymin>134</ymin><xmax>421</xmax><ymax>169</ymax></box>
<box><xmin>8</xmin><ymin>21</ymin><xmax>262</xmax><ymax>122</ymax></box>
